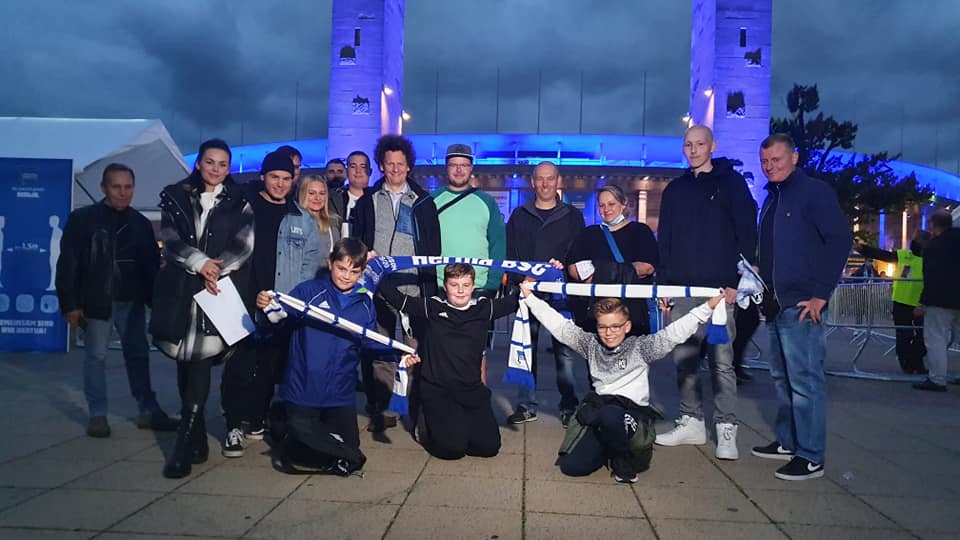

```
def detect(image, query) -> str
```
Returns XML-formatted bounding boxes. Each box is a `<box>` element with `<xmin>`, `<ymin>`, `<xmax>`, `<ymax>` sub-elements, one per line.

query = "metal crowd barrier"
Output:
<box><xmin>824</xmin><ymin>276</ymin><xmax>943</xmax><ymax>381</ymax></box>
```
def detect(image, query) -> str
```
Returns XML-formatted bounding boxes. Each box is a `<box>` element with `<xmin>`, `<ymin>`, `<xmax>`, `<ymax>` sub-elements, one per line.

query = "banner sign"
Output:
<box><xmin>0</xmin><ymin>158</ymin><xmax>72</xmax><ymax>352</ymax></box>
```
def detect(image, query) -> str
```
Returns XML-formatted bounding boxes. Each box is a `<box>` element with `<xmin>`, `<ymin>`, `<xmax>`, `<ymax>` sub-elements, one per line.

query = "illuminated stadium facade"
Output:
<box><xmin>183</xmin><ymin>0</ymin><xmax>960</xmax><ymax>248</ymax></box>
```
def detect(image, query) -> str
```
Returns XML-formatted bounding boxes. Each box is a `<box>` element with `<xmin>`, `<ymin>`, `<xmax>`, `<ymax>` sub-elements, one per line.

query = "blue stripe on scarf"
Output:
<box><xmin>388</xmin><ymin>394</ymin><xmax>408</xmax><ymax>416</ymax></box>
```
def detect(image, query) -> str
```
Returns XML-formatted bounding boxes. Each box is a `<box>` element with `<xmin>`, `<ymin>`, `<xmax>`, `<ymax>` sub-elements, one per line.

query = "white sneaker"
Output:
<box><xmin>655</xmin><ymin>415</ymin><xmax>707</xmax><ymax>446</ymax></box>
<box><xmin>715</xmin><ymin>423</ymin><xmax>739</xmax><ymax>460</ymax></box>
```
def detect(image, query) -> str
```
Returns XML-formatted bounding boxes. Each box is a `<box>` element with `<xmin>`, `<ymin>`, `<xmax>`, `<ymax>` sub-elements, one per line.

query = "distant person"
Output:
<box><xmin>655</xmin><ymin>125</ymin><xmax>757</xmax><ymax>460</ymax></box>
<box><xmin>325</xmin><ymin>158</ymin><xmax>347</xmax><ymax>190</ymax></box>
<box><xmin>55</xmin><ymin>163</ymin><xmax>176</xmax><ymax>438</ymax></box>
<box><xmin>220</xmin><ymin>150</ymin><xmax>322</xmax><ymax>459</ymax></box>
<box><xmin>276</xmin><ymin>145</ymin><xmax>303</xmax><ymax>183</ymax></box>
<box><xmin>850</xmin><ymin>258</ymin><xmax>880</xmax><ymax>280</ymax></box>
<box><xmin>567</xmin><ymin>185</ymin><xmax>658</xmax><ymax>336</ymax></box>
<box><xmin>751</xmin><ymin>133</ymin><xmax>851</xmax><ymax>481</ymax></box>
<box><xmin>520</xmin><ymin>278</ymin><xmax>725</xmax><ymax>483</ymax></box>
<box><xmin>151</xmin><ymin>139</ymin><xmax>255</xmax><ymax>479</ymax></box>
<box><xmin>914</xmin><ymin>210</ymin><xmax>960</xmax><ymax>392</ymax></box>
<box><xmin>504</xmin><ymin>161</ymin><xmax>586</xmax><ymax>427</ymax></box>
<box><xmin>329</xmin><ymin>151</ymin><xmax>372</xmax><ymax>238</ymax></box>
<box><xmin>352</xmin><ymin>134</ymin><xmax>441</xmax><ymax>433</ymax></box>
<box><xmin>855</xmin><ymin>230</ymin><xmax>932</xmax><ymax>374</ymax></box>
<box><xmin>299</xmin><ymin>175</ymin><xmax>342</xmax><ymax>269</ymax></box>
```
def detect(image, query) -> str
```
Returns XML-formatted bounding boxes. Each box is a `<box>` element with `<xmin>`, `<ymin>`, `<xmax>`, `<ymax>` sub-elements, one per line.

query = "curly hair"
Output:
<box><xmin>374</xmin><ymin>134</ymin><xmax>415</xmax><ymax>172</ymax></box>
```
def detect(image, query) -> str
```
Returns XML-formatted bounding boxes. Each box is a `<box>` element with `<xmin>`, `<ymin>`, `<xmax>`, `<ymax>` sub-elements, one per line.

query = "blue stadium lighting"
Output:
<box><xmin>184</xmin><ymin>133</ymin><xmax>960</xmax><ymax>201</ymax></box>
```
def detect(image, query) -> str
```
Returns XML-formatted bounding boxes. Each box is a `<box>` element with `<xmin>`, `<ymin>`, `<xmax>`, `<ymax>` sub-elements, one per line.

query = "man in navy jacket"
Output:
<box><xmin>751</xmin><ymin>133</ymin><xmax>851</xmax><ymax>481</ymax></box>
<box><xmin>655</xmin><ymin>125</ymin><xmax>757</xmax><ymax>460</ymax></box>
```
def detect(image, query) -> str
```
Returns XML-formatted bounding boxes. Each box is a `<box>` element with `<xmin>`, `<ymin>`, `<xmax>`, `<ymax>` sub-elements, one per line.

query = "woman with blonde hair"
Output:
<box><xmin>299</xmin><ymin>175</ymin><xmax>342</xmax><ymax>267</ymax></box>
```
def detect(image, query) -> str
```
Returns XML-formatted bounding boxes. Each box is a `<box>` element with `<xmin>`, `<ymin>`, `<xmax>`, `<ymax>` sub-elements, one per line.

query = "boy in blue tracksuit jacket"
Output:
<box><xmin>256</xmin><ymin>237</ymin><xmax>394</xmax><ymax>475</ymax></box>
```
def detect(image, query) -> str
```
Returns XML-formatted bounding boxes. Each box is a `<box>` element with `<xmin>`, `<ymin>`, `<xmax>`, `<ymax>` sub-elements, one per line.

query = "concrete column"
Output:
<box><xmin>691</xmin><ymin>0</ymin><xmax>772</xmax><ymax>203</ymax></box>
<box><xmin>328</xmin><ymin>0</ymin><xmax>405</xmax><ymax>165</ymax></box>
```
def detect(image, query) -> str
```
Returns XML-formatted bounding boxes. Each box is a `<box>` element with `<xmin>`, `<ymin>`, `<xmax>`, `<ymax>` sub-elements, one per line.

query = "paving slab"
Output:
<box><xmin>0</xmin><ymin>488</ymin><xmax>158</xmax><ymax>530</ymax></box>
<box><xmin>651</xmin><ymin>518</ymin><xmax>787</xmax><ymax>539</ymax></box>
<box><xmin>525</xmin><ymin>479</ymin><xmax>645</xmax><ymax>518</ymax></box>
<box><xmin>524</xmin><ymin>512</ymin><xmax>656</xmax><ymax>539</ymax></box>
<box><xmin>246</xmin><ymin>500</ymin><xmax>398</xmax><ymax>540</ymax></box>
<box><xmin>0</xmin><ymin>529</ymin><xmax>93</xmax><ymax>540</ymax></box>
<box><xmin>385</xmin><ymin>506</ymin><xmax>521</xmax><ymax>540</ymax></box>
<box><xmin>110</xmin><ymin>493</ymin><xmax>279</xmax><ymax>537</ymax></box>
<box><xmin>422</xmin><ymin>452</ymin><xmax>523</xmax><ymax>479</ymax></box>
<box><xmin>752</xmin><ymin>489</ymin><xmax>899</xmax><ymax>528</ymax></box>
<box><xmin>778</xmin><ymin>524</ymin><xmax>917</xmax><ymax>540</ymax></box>
<box><xmin>291</xmin><ymin>470</ymin><xmax>418</xmax><ymax>505</ymax></box>
<box><xmin>0</xmin><ymin>457</ymin><xmax>107</xmax><ymax>488</ymax></box>
<box><xmin>637</xmin><ymin>485</ymin><xmax>769</xmax><ymax>522</ymax></box>
<box><xmin>0</xmin><ymin>489</ymin><xmax>43</xmax><ymax>513</ymax></box>
<box><xmin>65</xmin><ymin>460</ymin><xmax>191</xmax><ymax>493</ymax></box>
<box><xmin>404</xmin><ymin>475</ymin><xmax>522</xmax><ymax>510</ymax></box>
<box><xmin>858</xmin><ymin>495</ymin><xmax>960</xmax><ymax>534</ymax></box>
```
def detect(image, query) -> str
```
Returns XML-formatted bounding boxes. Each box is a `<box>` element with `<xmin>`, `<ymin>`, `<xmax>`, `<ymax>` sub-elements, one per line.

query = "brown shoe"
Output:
<box><xmin>137</xmin><ymin>411</ymin><xmax>180</xmax><ymax>431</ymax></box>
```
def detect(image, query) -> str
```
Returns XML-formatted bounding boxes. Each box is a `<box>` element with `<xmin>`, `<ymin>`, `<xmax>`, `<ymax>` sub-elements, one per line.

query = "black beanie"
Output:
<box><xmin>260</xmin><ymin>151</ymin><xmax>295</xmax><ymax>176</ymax></box>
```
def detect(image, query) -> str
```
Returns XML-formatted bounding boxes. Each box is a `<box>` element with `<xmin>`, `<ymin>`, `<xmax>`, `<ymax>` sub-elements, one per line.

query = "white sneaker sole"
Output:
<box><xmin>775</xmin><ymin>468</ymin><xmax>824</xmax><ymax>481</ymax></box>
<box><xmin>245</xmin><ymin>431</ymin><xmax>265</xmax><ymax>441</ymax></box>
<box><xmin>222</xmin><ymin>448</ymin><xmax>245</xmax><ymax>458</ymax></box>
<box><xmin>716</xmin><ymin>448</ymin><xmax>739</xmax><ymax>460</ymax></box>
<box><xmin>655</xmin><ymin>435</ymin><xmax>707</xmax><ymax>446</ymax></box>
<box><xmin>751</xmin><ymin>449</ymin><xmax>793</xmax><ymax>461</ymax></box>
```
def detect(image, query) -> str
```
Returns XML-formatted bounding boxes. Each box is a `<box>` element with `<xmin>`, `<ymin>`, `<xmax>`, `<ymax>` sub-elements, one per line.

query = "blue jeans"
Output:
<box><xmin>671</xmin><ymin>298</ymin><xmax>738</xmax><ymax>424</ymax></box>
<box><xmin>766</xmin><ymin>306</ymin><xmax>828</xmax><ymax>464</ymax></box>
<box><xmin>516</xmin><ymin>315</ymin><xmax>581</xmax><ymax>414</ymax></box>
<box><xmin>83</xmin><ymin>301</ymin><xmax>160</xmax><ymax>418</ymax></box>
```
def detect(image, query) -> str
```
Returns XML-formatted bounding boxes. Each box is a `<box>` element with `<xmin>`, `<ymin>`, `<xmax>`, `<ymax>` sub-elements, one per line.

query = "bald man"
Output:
<box><xmin>505</xmin><ymin>161</ymin><xmax>586</xmax><ymax>427</ymax></box>
<box><xmin>655</xmin><ymin>125</ymin><xmax>758</xmax><ymax>460</ymax></box>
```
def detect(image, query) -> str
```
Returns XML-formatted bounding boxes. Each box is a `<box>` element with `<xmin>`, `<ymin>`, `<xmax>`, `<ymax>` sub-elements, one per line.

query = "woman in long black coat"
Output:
<box><xmin>150</xmin><ymin>139</ymin><xmax>255</xmax><ymax>479</ymax></box>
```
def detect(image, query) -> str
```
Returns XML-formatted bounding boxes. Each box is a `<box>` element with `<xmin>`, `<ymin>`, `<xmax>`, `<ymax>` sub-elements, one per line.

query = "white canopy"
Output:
<box><xmin>0</xmin><ymin>117</ymin><xmax>188</xmax><ymax>213</ymax></box>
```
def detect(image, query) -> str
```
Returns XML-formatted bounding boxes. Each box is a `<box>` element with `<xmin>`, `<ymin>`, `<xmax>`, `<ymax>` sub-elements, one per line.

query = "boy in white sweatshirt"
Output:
<box><xmin>520</xmin><ymin>284</ymin><xmax>722</xmax><ymax>483</ymax></box>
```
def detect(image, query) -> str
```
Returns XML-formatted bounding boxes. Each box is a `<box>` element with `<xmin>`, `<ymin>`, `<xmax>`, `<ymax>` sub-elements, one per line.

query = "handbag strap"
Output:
<box><xmin>600</xmin><ymin>225</ymin><xmax>625</xmax><ymax>263</ymax></box>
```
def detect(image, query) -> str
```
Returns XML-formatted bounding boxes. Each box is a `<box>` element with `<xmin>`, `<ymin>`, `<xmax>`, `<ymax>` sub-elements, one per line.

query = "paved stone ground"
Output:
<box><xmin>0</xmin><ymin>322</ymin><xmax>958</xmax><ymax>539</ymax></box>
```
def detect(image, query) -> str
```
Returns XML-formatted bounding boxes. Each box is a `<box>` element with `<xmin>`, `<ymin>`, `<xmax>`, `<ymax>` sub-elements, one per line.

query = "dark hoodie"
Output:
<box><xmin>658</xmin><ymin>157</ymin><xmax>758</xmax><ymax>288</ymax></box>
<box><xmin>505</xmin><ymin>196</ymin><xmax>585</xmax><ymax>284</ymax></box>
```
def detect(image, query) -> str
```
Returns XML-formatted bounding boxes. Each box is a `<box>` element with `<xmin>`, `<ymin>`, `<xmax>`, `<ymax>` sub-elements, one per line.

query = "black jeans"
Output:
<box><xmin>221</xmin><ymin>335</ymin><xmax>287</xmax><ymax>430</ymax></box>
<box><xmin>420</xmin><ymin>379</ymin><xmax>500</xmax><ymax>460</ymax></box>
<box><xmin>732</xmin><ymin>303</ymin><xmax>761</xmax><ymax>370</ymax></box>
<box><xmin>892</xmin><ymin>301</ymin><xmax>925</xmax><ymax>373</ymax></box>
<box><xmin>558</xmin><ymin>404</ymin><xmax>642</xmax><ymax>476</ymax></box>
<box><xmin>278</xmin><ymin>402</ymin><xmax>364</xmax><ymax>468</ymax></box>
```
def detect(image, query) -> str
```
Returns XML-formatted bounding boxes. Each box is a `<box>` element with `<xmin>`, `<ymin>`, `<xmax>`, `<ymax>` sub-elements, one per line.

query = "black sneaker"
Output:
<box><xmin>222</xmin><ymin>428</ymin><xmax>245</xmax><ymax>458</ymax></box>
<box><xmin>610</xmin><ymin>455</ymin><xmax>638</xmax><ymax>484</ymax></box>
<box><xmin>244</xmin><ymin>421</ymin><xmax>266</xmax><ymax>441</ymax></box>
<box><xmin>560</xmin><ymin>411</ymin><xmax>574</xmax><ymax>430</ymax></box>
<box><xmin>506</xmin><ymin>407</ymin><xmax>537</xmax><ymax>425</ymax></box>
<box><xmin>775</xmin><ymin>456</ymin><xmax>824</xmax><ymax>481</ymax></box>
<box><xmin>86</xmin><ymin>416</ymin><xmax>111</xmax><ymax>438</ymax></box>
<box><xmin>751</xmin><ymin>441</ymin><xmax>793</xmax><ymax>461</ymax></box>
<box><xmin>366</xmin><ymin>414</ymin><xmax>399</xmax><ymax>433</ymax></box>
<box><xmin>913</xmin><ymin>378</ymin><xmax>947</xmax><ymax>392</ymax></box>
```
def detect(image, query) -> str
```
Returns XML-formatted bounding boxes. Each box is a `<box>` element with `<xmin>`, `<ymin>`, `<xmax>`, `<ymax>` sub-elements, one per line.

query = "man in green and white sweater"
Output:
<box><xmin>432</xmin><ymin>144</ymin><xmax>506</xmax><ymax>294</ymax></box>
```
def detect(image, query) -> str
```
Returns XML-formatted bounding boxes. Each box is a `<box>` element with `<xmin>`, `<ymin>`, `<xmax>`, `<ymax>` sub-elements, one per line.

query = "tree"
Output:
<box><xmin>771</xmin><ymin>84</ymin><xmax>933</xmax><ymax>245</ymax></box>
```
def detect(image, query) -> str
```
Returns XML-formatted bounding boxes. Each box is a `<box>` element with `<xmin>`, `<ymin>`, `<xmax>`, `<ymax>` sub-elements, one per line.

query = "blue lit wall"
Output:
<box><xmin>184</xmin><ymin>133</ymin><xmax>960</xmax><ymax>202</ymax></box>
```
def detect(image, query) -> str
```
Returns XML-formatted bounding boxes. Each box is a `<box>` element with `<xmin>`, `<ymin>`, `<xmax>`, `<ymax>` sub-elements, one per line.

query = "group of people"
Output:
<box><xmin>55</xmin><ymin>124</ymin><xmax>957</xmax><ymax>486</ymax></box>
<box><xmin>853</xmin><ymin>211</ymin><xmax>960</xmax><ymax>391</ymax></box>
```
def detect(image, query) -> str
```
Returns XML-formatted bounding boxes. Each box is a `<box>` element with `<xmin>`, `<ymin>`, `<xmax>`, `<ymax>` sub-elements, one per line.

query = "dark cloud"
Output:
<box><xmin>0</xmin><ymin>0</ymin><xmax>957</xmax><ymax>172</ymax></box>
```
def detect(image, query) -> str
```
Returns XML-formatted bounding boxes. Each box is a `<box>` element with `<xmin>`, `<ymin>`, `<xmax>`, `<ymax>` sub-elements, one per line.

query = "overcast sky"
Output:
<box><xmin>1</xmin><ymin>0</ymin><xmax>958</xmax><ymax>172</ymax></box>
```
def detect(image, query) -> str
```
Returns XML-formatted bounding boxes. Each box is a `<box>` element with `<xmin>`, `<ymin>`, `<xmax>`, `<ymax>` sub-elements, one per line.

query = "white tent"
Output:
<box><xmin>0</xmin><ymin>117</ymin><xmax>188</xmax><ymax>215</ymax></box>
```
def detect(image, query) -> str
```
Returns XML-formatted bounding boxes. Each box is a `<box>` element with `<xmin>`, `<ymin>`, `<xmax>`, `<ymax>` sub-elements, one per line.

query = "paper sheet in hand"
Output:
<box><xmin>193</xmin><ymin>276</ymin><xmax>255</xmax><ymax>346</ymax></box>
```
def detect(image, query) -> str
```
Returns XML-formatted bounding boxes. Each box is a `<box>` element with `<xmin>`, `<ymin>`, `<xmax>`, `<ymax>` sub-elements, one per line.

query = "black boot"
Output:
<box><xmin>163</xmin><ymin>403</ymin><xmax>199</xmax><ymax>479</ymax></box>
<box><xmin>191</xmin><ymin>410</ymin><xmax>209</xmax><ymax>464</ymax></box>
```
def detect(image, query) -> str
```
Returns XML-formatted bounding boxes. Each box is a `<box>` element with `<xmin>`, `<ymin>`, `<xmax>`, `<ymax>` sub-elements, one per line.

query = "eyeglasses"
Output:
<box><xmin>447</xmin><ymin>163</ymin><xmax>472</xmax><ymax>170</ymax></box>
<box><xmin>597</xmin><ymin>320</ymin><xmax>629</xmax><ymax>333</ymax></box>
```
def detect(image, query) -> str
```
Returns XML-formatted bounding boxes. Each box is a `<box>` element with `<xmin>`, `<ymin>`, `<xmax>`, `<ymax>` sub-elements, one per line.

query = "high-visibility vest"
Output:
<box><xmin>891</xmin><ymin>249</ymin><xmax>924</xmax><ymax>307</ymax></box>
